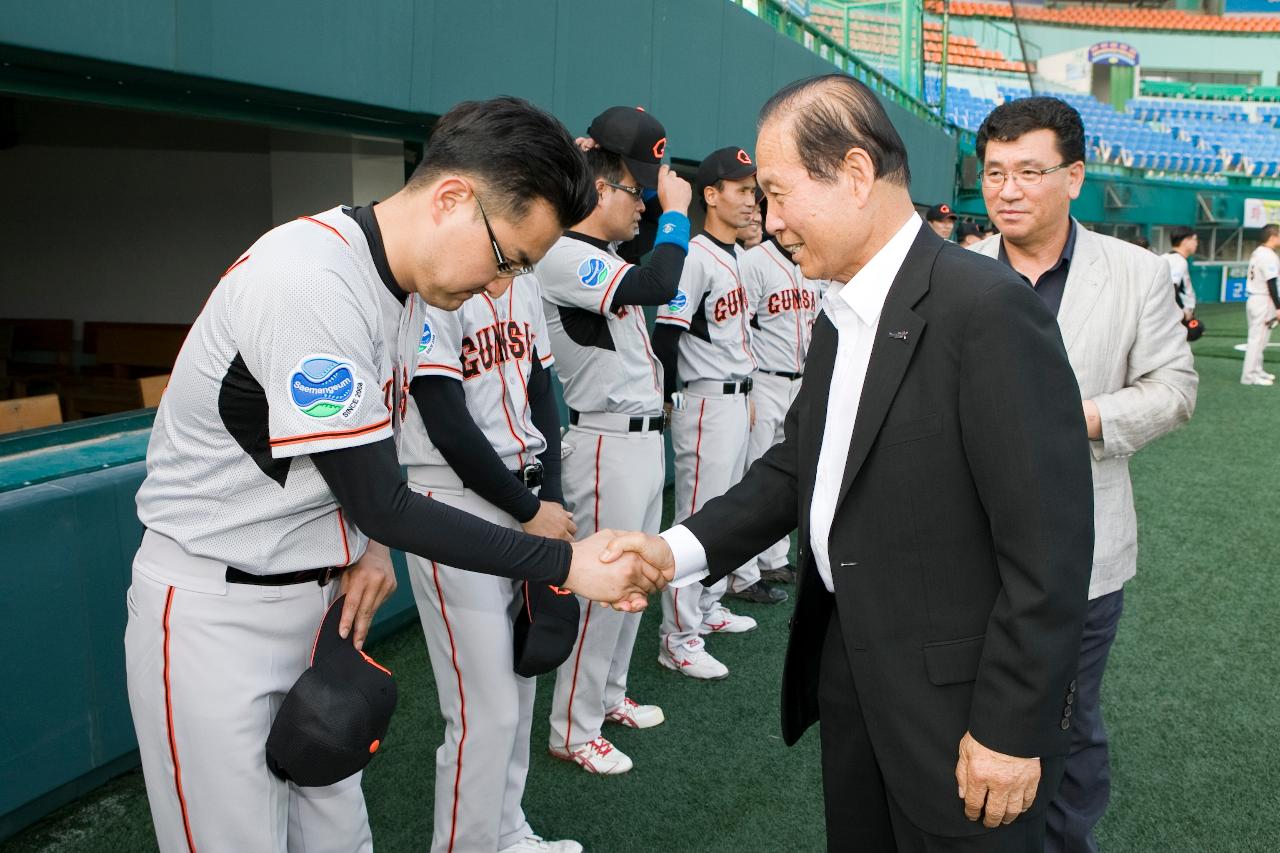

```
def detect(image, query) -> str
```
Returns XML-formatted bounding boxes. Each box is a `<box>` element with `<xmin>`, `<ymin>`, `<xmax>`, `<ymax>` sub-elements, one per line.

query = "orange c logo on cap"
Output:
<box><xmin>652</xmin><ymin>137</ymin><xmax>667</xmax><ymax>158</ymax></box>
<box><xmin>737</xmin><ymin>149</ymin><xmax>753</xmax><ymax>165</ymax></box>
<box><xmin>369</xmin><ymin>739</ymin><xmax>381</xmax><ymax>754</ymax></box>
<box><xmin>940</xmin><ymin>204</ymin><xmax>951</xmax><ymax>213</ymax></box>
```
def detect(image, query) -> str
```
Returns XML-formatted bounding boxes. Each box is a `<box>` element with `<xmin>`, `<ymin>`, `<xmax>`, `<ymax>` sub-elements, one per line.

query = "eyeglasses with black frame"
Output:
<box><xmin>603</xmin><ymin>180</ymin><xmax>644</xmax><ymax>198</ymax></box>
<box><xmin>474</xmin><ymin>195</ymin><xmax>534</xmax><ymax>278</ymax></box>
<box><xmin>978</xmin><ymin>162</ymin><xmax>1073</xmax><ymax>189</ymax></box>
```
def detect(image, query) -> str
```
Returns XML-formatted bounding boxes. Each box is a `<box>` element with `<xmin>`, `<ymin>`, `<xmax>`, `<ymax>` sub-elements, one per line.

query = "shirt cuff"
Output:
<box><xmin>661</xmin><ymin>524</ymin><xmax>710</xmax><ymax>588</ymax></box>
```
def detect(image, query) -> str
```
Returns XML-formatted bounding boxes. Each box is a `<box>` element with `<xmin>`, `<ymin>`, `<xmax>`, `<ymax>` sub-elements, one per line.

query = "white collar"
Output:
<box><xmin>826</xmin><ymin>213</ymin><xmax>922</xmax><ymax>328</ymax></box>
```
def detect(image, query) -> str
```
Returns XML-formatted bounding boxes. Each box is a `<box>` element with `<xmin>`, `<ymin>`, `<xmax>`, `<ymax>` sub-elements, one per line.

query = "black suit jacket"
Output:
<box><xmin>683</xmin><ymin>226</ymin><xmax>1094</xmax><ymax>835</ymax></box>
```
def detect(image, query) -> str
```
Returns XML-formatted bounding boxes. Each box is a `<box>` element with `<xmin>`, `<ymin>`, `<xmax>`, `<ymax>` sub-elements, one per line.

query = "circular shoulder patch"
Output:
<box><xmin>290</xmin><ymin>356</ymin><xmax>362</xmax><ymax>419</ymax></box>
<box><xmin>577</xmin><ymin>256</ymin><xmax>612</xmax><ymax>289</ymax></box>
<box><xmin>419</xmin><ymin>319</ymin><xmax>434</xmax><ymax>354</ymax></box>
<box><xmin>666</xmin><ymin>289</ymin><xmax>688</xmax><ymax>313</ymax></box>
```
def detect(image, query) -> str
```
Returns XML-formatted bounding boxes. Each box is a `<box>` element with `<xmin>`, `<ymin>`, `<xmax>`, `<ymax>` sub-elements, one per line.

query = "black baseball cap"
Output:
<box><xmin>266</xmin><ymin>595</ymin><xmax>398</xmax><ymax>787</ymax></box>
<box><xmin>926</xmin><ymin>203</ymin><xmax>958</xmax><ymax>222</ymax></box>
<box><xmin>695</xmin><ymin>146</ymin><xmax>757</xmax><ymax>190</ymax></box>
<box><xmin>956</xmin><ymin>221</ymin><xmax>984</xmax><ymax>242</ymax></box>
<box><xmin>513</xmin><ymin>581</ymin><xmax>581</xmax><ymax>677</ymax></box>
<box><xmin>587</xmin><ymin>106</ymin><xmax>668</xmax><ymax>190</ymax></box>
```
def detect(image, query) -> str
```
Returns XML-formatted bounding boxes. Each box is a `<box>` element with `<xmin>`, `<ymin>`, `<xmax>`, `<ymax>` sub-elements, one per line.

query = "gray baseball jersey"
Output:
<box><xmin>740</xmin><ymin>239</ymin><xmax>823</xmax><ymax>374</ymax></box>
<box><xmin>136</xmin><ymin>207</ymin><xmax>421</xmax><ymax>576</ymax></box>
<box><xmin>400</xmin><ymin>274</ymin><xmax>554</xmax><ymax>468</ymax></box>
<box><xmin>654</xmin><ymin>235</ymin><xmax>757</xmax><ymax>381</ymax></box>
<box><xmin>536</xmin><ymin>234</ymin><xmax>664</xmax><ymax>415</ymax></box>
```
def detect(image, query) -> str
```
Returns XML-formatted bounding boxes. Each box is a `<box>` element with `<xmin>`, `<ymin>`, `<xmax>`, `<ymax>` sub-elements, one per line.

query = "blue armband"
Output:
<box><xmin>653</xmin><ymin>211</ymin><xmax>691</xmax><ymax>251</ymax></box>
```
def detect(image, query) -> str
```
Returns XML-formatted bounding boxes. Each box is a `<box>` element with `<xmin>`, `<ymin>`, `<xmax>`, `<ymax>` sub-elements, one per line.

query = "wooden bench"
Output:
<box><xmin>62</xmin><ymin>322</ymin><xmax>189</xmax><ymax>419</ymax></box>
<box><xmin>0</xmin><ymin>393</ymin><xmax>63</xmax><ymax>435</ymax></box>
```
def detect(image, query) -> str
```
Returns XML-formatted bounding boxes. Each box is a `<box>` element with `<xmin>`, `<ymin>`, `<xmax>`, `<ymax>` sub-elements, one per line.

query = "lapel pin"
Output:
<box><xmin>888</xmin><ymin>330</ymin><xmax>909</xmax><ymax>341</ymax></box>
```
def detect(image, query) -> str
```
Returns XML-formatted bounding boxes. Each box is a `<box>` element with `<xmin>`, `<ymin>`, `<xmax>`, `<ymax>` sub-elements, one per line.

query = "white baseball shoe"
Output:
<box><xmin>1264</xmin><ymin>371</ymin><xmax>1278</xmax><ymax>381</ymax></box>
<box><xmin>549</xmin><ymin>736</ymin><xmax>633</xmax><ymax>775</ymax></box>
<box><xmin>606</xmin><ymin>696</ymin><xmax>666</xmax><ymax>729</ymax></box>
<box><xmin>498</xmin><ymin>835</ymin><xmax>583</xmax><ymax>853</ymax></box>
<box><xmin>659</xmin><ymin>639</ymin><xmax>729</xmax><ymax>680</ymax></box>
<box><xmin>1242</xmin><ymin>376</ymin><xmax>1274</xmax><ymax>386</ymax></box>
<box><xmin>699</xmin><ymin>604</ymin><xmax>758</xmax><ymax>635</ymax></box>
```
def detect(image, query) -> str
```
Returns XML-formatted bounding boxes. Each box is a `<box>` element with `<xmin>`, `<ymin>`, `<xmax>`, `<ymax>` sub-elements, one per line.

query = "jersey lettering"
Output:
<box><xmin>766</xmin><ymin>287</ymin><xmax>818</xmax><ymax>315</ymax></box>
<box><xmin>713</xmin><ymin>285</ymin><xmax>749</xmax><ymax>323</ymax></box>
<box><xmin>461</xmin><ymin>321</ymin><xmax>533</xmax><ymax>379</ymax></box>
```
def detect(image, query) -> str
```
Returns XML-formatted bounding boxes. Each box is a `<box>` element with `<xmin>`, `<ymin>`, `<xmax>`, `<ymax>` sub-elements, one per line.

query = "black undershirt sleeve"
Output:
<box><xmin>409</xmin><ymin>376</ymin><xmax>541</xmax><ymax>523</ymax></box>
<box><xmin>527</xmin><ymin>349</ymin><xmax>564</xmax><ymax>506</ymax></box>
<box><xmin>311</xmin><ymin>438</ymin><xmax>571</xmax><ymax>584</ymax></box>
<box><xmin>1268</xmin><ymin>277</ymin><xmax>1280</xmax><ymax>311</ymax></box>
<box><xmin>609</xmin><ymin>243</ymin><xmax>688</xmax><ymax>309</ymax></box>
<box><xmin>652</xmin><ymin>323</ymin><xmax>682</xmax><ymax>403</ymax></box>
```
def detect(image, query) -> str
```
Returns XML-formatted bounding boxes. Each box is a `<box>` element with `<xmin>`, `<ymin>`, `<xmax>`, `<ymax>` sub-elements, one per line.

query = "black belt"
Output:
<box><xmin>762</xmin><ymin>370</ymin><xmax>803</xmax><ymax>380</ymax></box>
<box><xmin>714</xmin><ymin>378</ymin><xmax>753</xmax><ymax>395</ymax></box>
<box><xmin>513</xmin><ymin>460</ymin><xmax>544</xmax><ymax>488</ymax></box>
<box><xmin>568</xmin><ymin>410</ymin><xmax>667</xmax><ymax>433</ymax></box>
<box><xmin>226</xmin><ymin>565</ymin><xmax>347</xmax><ymax>587</ymax></box>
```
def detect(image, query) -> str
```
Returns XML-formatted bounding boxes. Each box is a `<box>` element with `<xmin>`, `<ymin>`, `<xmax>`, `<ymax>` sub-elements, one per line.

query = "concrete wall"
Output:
<box><xmin>0</xmin><ymin>99</ymin><xmax>403</xmax><ymax>337</ymax></box>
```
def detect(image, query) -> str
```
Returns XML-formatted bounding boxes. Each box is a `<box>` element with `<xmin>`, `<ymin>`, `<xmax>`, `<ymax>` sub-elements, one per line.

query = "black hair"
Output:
<box><xmin>1129</xmin><ymin>235</ymin><xmax>1151</xmax><ymax>251</ymax></box>
<box><xmin>585</xmin><ymin>148</ymin><xmax>626</xmax><ymax>184</ymax></box>
<box><xmin>1169</xmin><ymin>226</ymin><xmax>1197</xmax><ymax>248</ymax></box>
<box><xmin>976</xmin><ymin>97</ymin><xmax>1087</xmax><ymax>167</ymax></box>
<box><xmin>409</xmin><ymin>96</ymin><xmax>596</xmax><ymax>228</ymax></box>
<box><xmin>1262</xmin><ymin>223</ymin><xmax>1280</xmax><ymax>242</ymax></box>
<box><xmin>759</xmin><ymin>73</ymin><xmax>911</xmax><ymax>187</ymax></box>
<box><xmin>699</xmin><ymin>179</ymin><xmax>726</xmax><ymax>212</ymax></box>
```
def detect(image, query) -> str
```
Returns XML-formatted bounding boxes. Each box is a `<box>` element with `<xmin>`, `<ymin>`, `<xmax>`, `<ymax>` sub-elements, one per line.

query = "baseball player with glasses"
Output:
<box><xmin>124</xmin><ymin>98</ymin><xmax>666</xmax><ymax>853</ymax></box>
<box><xmin>739</xmin><ymin>218</ymin><xmax>825</xmax><ymax>585</ymax></box>
<box><xmin>652</xmin><ymin>146</ymin><xmax>782</xmax><ymax>683</ymax></box>
<box><xmin>537</xmin><ymin>106</ymin><xmax>693</xmax><ymax>775</ymax></box>
<box><xmin>401</xmin><ymin>266</ymin><xmax>581</xmax><ymax>852</ymax></box>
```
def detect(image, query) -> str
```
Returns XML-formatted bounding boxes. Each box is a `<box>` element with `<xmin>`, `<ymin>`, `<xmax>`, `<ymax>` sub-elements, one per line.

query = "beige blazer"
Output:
<box><xmin>974</xmin><ymin>222</ymin><xmax>1197</xmax><ymax>598</ymax></box>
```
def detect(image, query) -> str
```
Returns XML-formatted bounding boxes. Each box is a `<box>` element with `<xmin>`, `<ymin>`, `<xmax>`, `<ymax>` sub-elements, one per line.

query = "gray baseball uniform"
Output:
<box><xmin>1243</xmin><ymin>245</ymin><xmax>1279</xmax><ymax>383</ymax></box>
<box><xmin>741</xmin><ymin>238</ymin><xmax>823</xmax><ymax>574</ymax></box>
<box><xmin>655</xmin><ymin>233</ymin><xmax>758</xmax><ymax>656</ymax></box>
<box><xmin>129</xmin><ymin>207</ymin><xmax>422</xmax><ymax>853</ymax></box>
<box><xmin>400</xmin><ymin>275</ymin><xmax>555</xmax><ymax>853</ymax></box>
<box><xmin>538</xmin><ymin>233</ymin><xmax>666</xmax><ymax>756</ymax></box>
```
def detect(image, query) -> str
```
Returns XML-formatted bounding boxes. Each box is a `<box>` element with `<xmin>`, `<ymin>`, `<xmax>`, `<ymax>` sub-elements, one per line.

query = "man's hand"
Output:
<box><xmin>601</xmin><ymin>531</ymin><xmax>676</xmax><ymax>580</ymax></box>
<box><xmin>574</xmin><ymin>135</ymin><xmax>597</xmax><ymax>153</ymax></box>
<box><xmin>657</xmin><ymin>164</ymin><xmax>692</xmax><ymax>215</ymax></box>
<box><xmin>564</xmin><ymin>530</ymin><xmax>670</xmax><ymax>611</ymax></box>
<box><xmin>955</xmin><ymin>731</ymin><xmax>1041</xmax><ymax>828</ymax></box>
<box><xmin>339</xmin><ymin>541</ymin><xmax>398</xmax><ymax>650</ymax></box>
<box><xmin>522</xmin><ymin>500</ymin><xmax>577</xmax><ymax>542</ymax></box>
<box><xmin>1183</xmin><ymin>307</ymin><xmax>1194</xmax><ymax>322</ymax></box>
<box><xmin>1081</xmin><ymin>399</ymin><xmax>1102</xmax><ymax>441</ymax></box>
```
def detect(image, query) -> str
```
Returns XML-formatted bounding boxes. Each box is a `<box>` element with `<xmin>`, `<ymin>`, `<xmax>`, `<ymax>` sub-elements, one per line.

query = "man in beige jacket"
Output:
<box><xmin>972</xmin><ymin>96</ymin><xmax>1197</xmax><ymax>853</ymax></box>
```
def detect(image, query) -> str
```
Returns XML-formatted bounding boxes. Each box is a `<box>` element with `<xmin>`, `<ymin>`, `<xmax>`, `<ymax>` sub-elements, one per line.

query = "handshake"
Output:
<box><xmin>560</xmin><ymin>530</ymin><xmax>677</xmax><ymax>612</ymax></box>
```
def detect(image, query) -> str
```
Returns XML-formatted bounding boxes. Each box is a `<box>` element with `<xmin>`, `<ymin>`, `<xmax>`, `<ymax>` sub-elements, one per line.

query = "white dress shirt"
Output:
<box><xmin>666</xmin><ymin>213</ymin><xmax>923</xmax><ymax>591</ymax></box>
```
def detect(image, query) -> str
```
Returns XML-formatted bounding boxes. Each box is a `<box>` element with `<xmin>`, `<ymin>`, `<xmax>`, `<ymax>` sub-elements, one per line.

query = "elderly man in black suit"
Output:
<box><xmin>605</xmin><ymin>74</ymin><xmax>1095</xmax><ymax>851</ymax></box>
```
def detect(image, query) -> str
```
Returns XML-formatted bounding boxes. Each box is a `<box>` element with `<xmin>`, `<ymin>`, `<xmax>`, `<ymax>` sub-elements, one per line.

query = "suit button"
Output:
<box><xmin>1069</xmin><ymin>680</ymin><xmax>1077</xmax><ymax>692</ymax></box>
<box><xmin>1064</xmin><ymin>705</ymin><xmax>1073</xmax><ymax>718</ymax></box>
<box><xmin>1060</xmin><ymin>719</ymin><xmax>1070</xmax><ymax>730</ymax></box>
<box><xmin>1066</xmin><ymin>693</ymin><xmax>1075</xmax><ymax>705</ymax></box>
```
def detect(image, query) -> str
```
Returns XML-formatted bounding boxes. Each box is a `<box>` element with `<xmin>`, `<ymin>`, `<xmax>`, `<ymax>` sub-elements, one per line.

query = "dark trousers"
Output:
<box><xmin>818</xmin><ymin>609</ymin><xmax>1046</xmax><ymax>853</ymax></box>
<box><xmin>1046</xmin><ymin>589</ymin><xmax>1125</xmax><ymax>853</ymax></box>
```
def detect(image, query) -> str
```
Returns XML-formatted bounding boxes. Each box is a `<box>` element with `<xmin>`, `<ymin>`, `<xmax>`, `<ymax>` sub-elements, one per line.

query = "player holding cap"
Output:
<box><xmin>538</xmin><ymin>106</ymin><xmax>693</xmax><ymax>774</ymax></box>
<box><xmin>652</xmin><ymin>146</ymin><xmax>781</xmax><ymax>683</ymax></box>
<box><xmin>738</xmin><ymin>218</ymin><xmax>824</xmax><ymax>586</ymax></box>
<box><xmin>401</xmin><ymin>268</ymin><xmax>580</xmax><ymax>852</ymax></box>
<box><xmin>124</xmin><ymin>98</ymin><xmax>664</xmax><ymax>853</ymax></box>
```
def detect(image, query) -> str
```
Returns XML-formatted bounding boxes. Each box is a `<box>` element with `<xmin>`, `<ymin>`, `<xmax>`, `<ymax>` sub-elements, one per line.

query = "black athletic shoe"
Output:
<box><xmin>760</xmin><ymin>564</ymin><xmax>797</xmax><ymax>584</ymax></box>
<box><xmin>724</xmin><ymin>580</ymin><xmax>789</xmax><ymax>605</ymax></box>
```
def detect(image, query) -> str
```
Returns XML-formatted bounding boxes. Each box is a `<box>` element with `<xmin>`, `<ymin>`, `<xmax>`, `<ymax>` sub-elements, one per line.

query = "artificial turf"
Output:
<box><xmin>5</xmin><ymin>301</ymin><xmax>1277</xmax><ymax>852</ymax></box>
